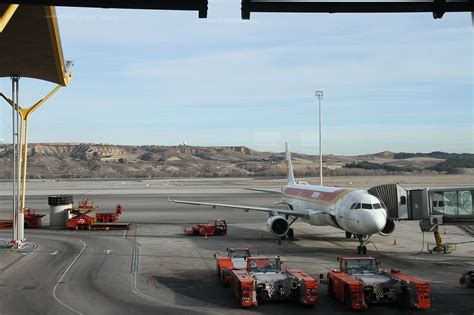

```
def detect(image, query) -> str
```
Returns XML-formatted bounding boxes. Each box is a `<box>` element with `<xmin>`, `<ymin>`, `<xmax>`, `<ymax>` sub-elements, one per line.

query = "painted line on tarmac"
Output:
<box><xmin>127</xmin><ymin>234</ymin><xmax>226</xmax><ymax>314</ymax></box>
<box><xmin>52</xmin><ymin>239</ymin><xmax>86</xmax><ymax>315</ymax></box>
<box><xmin>128</xmin><ymin>238</ymin><xmax>201</xmax><ymax>312</ymax></box>
<box><xmin>0</xmin><ymin>242</ymin><xmax>37</xmax><ymax>274</ymax></box>
<box><xmin>189</xmin><ymin>237</ymin><xmax>213</xmax><ymax>271</ymax></box>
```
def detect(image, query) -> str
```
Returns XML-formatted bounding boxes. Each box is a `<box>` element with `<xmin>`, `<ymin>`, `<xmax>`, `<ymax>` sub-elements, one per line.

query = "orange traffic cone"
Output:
<box><xmin>205</xmin><ymin>233</ymin><xmax>208</xmax><ymax>240</ymax></box>
<box><xmin>393</xmin><ymin>238</ymin><xmax>397</xmax><ymax>245</ymax></box>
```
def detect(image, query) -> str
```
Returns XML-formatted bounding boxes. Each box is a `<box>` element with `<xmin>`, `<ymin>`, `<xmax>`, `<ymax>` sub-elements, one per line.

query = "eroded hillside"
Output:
<box><xmin>0</xmin><ymin>143</ymin><xmax>471</xmax><ymax>179</ymax></box>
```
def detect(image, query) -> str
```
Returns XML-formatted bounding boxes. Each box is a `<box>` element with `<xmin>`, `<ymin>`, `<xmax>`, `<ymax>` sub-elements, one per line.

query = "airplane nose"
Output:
<box><xmin>373</xmin><ymin>210</ymin><xmax>387</xmax><ymax>231</ymax></box>
<box><xmin>360</xmin><ymin>210</ymin><xmax>387</xmax><ymax>235</ymax></box>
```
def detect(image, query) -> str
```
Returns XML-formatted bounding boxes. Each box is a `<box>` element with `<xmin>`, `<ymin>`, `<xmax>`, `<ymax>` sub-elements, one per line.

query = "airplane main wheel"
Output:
<box><xmin>287</xmin><ymin>228</ymin><xmax>294</xmax><ymax>240</ymax></box>
<box><xmin>357</xmin><ymin>246</ymin><xmax>362</xmax><ymax>255</ymax></box>
<box><xmin>362</xmin><ymin>246</ymin><xmax>367</xmax><ymax>255</ymax></box>
<box><xmin>345</xmin><ymin>231</ymin><xmax>352</xmax><ymax>239</ymax></box>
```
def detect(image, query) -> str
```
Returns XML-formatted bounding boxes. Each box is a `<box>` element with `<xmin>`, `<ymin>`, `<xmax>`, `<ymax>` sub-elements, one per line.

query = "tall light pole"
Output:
<box><xmin>315</xmin><ymin>90</ymin><xmax>324</xmax><ymax>186</ymax></box>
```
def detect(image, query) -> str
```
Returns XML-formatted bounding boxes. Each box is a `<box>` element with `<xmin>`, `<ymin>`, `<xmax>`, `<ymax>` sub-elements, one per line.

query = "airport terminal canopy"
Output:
<box><xmin>0</xmin><ymin>5</ymin><xmax>71</xmax><ymax>86</ymax></box>
<box><xmin>0</xmin><ymin>0</ymin><xmax>208</xmax><ymax>18</ymax></box>
<box><xmin>241</xmin><ymin>0</ymin><xmax>474</xmax><ymax>19</ymax></box>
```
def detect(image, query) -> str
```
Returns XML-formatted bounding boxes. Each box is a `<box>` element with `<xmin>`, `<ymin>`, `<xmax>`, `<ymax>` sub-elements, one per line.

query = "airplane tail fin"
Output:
<box><xmin>285</xmin><ymin>142</ymin><xmax>296</xmax><ymax>186</ymax></box>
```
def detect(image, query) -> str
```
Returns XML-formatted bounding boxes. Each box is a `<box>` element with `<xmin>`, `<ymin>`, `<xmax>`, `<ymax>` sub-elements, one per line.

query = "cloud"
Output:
<box><xmin>119</xmin><ymin>32</ymin><xmax>471</xmax><ymax>107</ymax></box>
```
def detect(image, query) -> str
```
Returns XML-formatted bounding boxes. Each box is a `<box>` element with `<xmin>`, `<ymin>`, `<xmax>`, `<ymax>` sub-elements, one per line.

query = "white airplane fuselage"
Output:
<box><xmin>282</xmin><ymin>182</ymin><xmax>387</xmax><ymax>236</ymax></box>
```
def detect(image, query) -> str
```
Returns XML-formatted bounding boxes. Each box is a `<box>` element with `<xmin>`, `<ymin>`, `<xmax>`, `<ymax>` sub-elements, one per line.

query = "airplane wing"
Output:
<box><xmin>243</xmin><ymin>188</ymin><xmax>281</xmax><ymax>194</ymax></box>
<box><xmin>171</xmin><ymin>199</ymin><xmax>310</xmax><ymax>220</ymax></box>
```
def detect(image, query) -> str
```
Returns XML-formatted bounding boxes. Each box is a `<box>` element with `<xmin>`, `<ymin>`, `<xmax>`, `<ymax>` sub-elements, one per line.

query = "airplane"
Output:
<box><xmin>172</xmin><ymin>143</ymin><xmax>395</xmax><ymax>255</ymax></box>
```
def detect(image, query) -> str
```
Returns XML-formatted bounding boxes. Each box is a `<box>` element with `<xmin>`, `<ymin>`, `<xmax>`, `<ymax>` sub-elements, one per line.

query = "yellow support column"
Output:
<box><xmin>1</xmin><ymin>85</ymin><xmax>62</xmax><ymax>211</ymax></box>
<box><xmin>0</xmin><ymin>4</ymin><xmax>19</xmax><ymax>33</ymax></box>
<box><xmin>430</xmin><ymin>228</ymin><xmax>453</xmax><ymax>254</ymax></box>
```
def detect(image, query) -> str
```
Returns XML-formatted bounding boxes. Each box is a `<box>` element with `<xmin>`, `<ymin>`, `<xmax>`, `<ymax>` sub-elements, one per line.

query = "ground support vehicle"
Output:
<box><xmin>0</xmin><ymin>208</ymin><xmax>45</xmax><ymax>229</ymax></box>
<box><xmin>24</xmin><ymin>208</ymin><xmax>45</xmax><ymax>228</ymax></box>
<box><xmin>67</xmin><ymin>210</ymin><xmax>96</xmax><ymax>230</ymax></box>
<box><xmin>184</xmin><ymin>219</ymin><xmax>227</xmax><ymax>236</ymax></box>
<box><xmin>96</xmin><ymin>204</ymin><xmax>123</xmax><ymax>223</ymax></box>
<box><xmin>230</xmin><ymin>256</ymin><xmax>318</xmax><ymax>307</ymax></box>
<box><xmin>67</xmin><ymin>199</ymin><xmax>130</xmax><ymax>230</ymax></box>
<box><xmin>325</xmin><ymin>256</ymin><xmax>430</xmax><ymax>310</ymax></box>
<box><xmin>460</xmin><ymin>270</ymin><xmax>474</xmax><ymax>288</ymax></box>
<box><xmin>0</xmin><ymin>220</ymin><xmax>12</xmax><ymax>229</ymax></box>
<box><xmin>215</xmin><ymin>248</ymin><xmax>251</xmax><ymax>286</ymax></box>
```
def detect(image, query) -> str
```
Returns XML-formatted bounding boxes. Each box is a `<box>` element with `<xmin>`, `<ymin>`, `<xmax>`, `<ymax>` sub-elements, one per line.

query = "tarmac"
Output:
<box><xmin>0</xmin><ymin>178</ymin><xmax>473</xmax><ymax>314</ymax></box>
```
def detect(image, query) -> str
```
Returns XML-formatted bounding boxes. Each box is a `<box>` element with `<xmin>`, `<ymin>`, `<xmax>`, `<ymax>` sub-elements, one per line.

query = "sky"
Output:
<box><xmin>0</xmin><ymin>2</ymin><xmax>472</xmax><ymax>155</ymax></box>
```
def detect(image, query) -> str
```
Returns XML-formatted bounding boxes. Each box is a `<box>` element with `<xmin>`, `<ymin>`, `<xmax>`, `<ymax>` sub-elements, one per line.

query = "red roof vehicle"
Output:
<box><xmin>324</xmin><ymin>256</ymin><xmax>430</xmax><ymax>310</ymax></box>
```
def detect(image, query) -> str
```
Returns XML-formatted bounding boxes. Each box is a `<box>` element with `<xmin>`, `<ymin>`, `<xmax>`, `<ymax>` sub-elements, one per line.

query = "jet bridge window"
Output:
<box><xmin>432</xmin><ymin>201</ymin><xmax>445</xmax><ymax>207</ymax></box>
<box><xmin>444</xmin><ymin>191</ymin><xmax>458</xmax><ymax>215</ymax></box>
<box><xmin>400</xmin><ymin>196</ymin><xmax>407</xmax><ymax>205</ymax></box>
<box><xmin>430</xmin><ymin>190</ymin><xmax>473</xmax><ymax>217</ymax></box>
<box><xmin>458</xmin><ymin>191</ymin><xmax>473</xmax><ymax>216</ymax></box>
<box><xmin>362</xmin><ymin>203</ymin><xmax>373</xmax><ymax>209</ymax></box>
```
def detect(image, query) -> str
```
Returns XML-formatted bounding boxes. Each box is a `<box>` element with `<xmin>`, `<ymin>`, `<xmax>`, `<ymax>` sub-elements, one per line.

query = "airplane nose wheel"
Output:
<box><xmin>357</xmin><ymin>245</ymin><xmax>367</xmax><ymax>255</ymax></box>
<box><xmin>356</xmin><ymin>235</ymin><xmax>368</xmax><ymax>255</ymax></box>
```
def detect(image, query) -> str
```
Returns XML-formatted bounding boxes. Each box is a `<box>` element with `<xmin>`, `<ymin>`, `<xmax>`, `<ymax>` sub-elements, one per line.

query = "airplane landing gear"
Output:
<box><xmin>356</xmin><ymin>235</ymin><xmax>368</xmax><ymax>255</ymax></box>
<box><xmin>287</xmin><ymin>228</ymin><xmax>294</xmax><ymax>240</ymax></box>
<box><xmin>345</xmin><ymin>231</ymin><xmax>352</xmax><ymax>239</ymax></box>
<box><xmin>357</xmin><ymin>245</ymin><xmax>367</xmax><ymax>255</ymax></box>
<box><xmin>284</xmin><ymin>216</ymin><xmax>297</xmax><ymax>240</ymax></box>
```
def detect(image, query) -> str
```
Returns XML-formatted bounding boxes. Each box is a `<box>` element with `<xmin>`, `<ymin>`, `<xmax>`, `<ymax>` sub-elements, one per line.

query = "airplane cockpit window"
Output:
<box><xmin>350</xmin><ymin>203</ymin><xmax>356</xmax><ymax>209</ymax></box>
<box><xmin>354</xmin><ymin>203</ymin><xmax>361</xmax><ymax>209</ymax></box>
<box><xmin>362</xmin><ymin>203</ymin><xmax>372</xmax><ymax>209</ymax></box>
<box><xmin>373</xmin><ymin>203</ymin><xmax>382</xmax><ymax>209</ymax></box>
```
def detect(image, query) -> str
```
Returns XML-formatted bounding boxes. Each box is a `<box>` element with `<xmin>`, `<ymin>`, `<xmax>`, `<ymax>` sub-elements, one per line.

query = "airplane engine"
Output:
<box><xmin>267</xmin><ymin>215</ymin><xmax>289</xmax><ymax>238</ymax></box>
<box><xmin>379</xmin><ymin>219</ymin><xmax>395</xmax><ymax>236</ymax></box>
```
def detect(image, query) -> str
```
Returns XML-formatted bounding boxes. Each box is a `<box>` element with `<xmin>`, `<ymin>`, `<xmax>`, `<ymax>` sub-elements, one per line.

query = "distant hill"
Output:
<box><xmin>0</xmin><ymin>143</ymin><xmax>471</xmax><ymax>179</ymax></box>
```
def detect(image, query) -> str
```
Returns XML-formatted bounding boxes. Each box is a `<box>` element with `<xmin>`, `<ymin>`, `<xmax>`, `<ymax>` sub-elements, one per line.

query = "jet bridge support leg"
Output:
<box><xmin>429</xmin><ymin>228</ymin><xmax>453</xmax><ymax>254</ymax></box>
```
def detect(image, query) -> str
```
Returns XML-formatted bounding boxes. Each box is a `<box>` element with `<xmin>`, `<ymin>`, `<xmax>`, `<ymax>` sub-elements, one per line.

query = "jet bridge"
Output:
<box><xmin>369</xmin><ymin>184</ymin><xmax>474</xmax><ymax>223</ymax></box>
<box><xmin>368</xmin><ymin>184</ymin><xmax>474</xmax><ymax>253</ymax></box>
